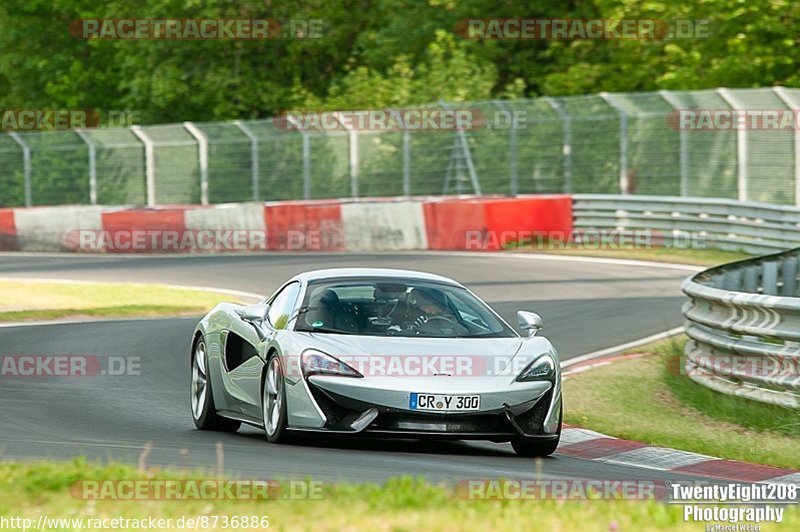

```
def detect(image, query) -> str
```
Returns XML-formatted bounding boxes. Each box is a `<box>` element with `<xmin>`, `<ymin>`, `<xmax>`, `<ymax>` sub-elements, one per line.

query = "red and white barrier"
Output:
<box><xmin>0</xmin><ymin>195</ymin><xmax>573</xmax><ymax>253</ymax></box>
<box><xmin>341</xmin><ymin>201</ymin><xmax>428</xmax><ymax>251</ymax></box>
<box><xmin>14</xmin><ymin>206</ymin><xmax>105</xmax><ymax>252</ymax></box>
<box><xmin>0</xmin><ymin>208</ymin><xmax>17</xmax><ymax>251</ymax></box>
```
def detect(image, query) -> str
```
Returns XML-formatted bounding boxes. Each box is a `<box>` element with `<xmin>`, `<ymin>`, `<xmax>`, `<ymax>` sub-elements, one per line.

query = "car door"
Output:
<box><xmin>222</xmin><ymin>282</ymin><xmax>301</xmax><ymax>420</ymax></box>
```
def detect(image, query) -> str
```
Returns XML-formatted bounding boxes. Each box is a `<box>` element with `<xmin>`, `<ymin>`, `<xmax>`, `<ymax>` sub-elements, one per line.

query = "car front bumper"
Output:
<box><xmin>288</xmin><ymin>375</ymin><xmax>561</xmax><ymax>441</ymax></box>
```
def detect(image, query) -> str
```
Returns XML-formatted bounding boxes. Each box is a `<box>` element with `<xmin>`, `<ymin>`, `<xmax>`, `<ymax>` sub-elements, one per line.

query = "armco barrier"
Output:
<box><xmin>574</xmin><ymin>194</ymin><xmax>800</xmax><ymax>254</ymax></box>
<box><xmin>0</xmin><ymin>195</ymin><xmax>572</xmax><ymax>253</ymax></box>
<box><xmin>681</xmin><ymin>249</ymin><xmax>800</xmax><ymax>408</ymax></box>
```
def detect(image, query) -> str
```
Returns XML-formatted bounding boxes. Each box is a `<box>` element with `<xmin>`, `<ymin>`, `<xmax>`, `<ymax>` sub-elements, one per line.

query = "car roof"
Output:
<box><xmin>290</xmin><ymin>268</ymin><xmax>462</xmax><ymax>286</ymax></box>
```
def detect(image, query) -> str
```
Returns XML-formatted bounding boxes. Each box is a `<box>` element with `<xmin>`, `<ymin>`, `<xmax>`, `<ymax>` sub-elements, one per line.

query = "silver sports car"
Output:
<box><xmin>190</xmin><ymin>268</ymin><xmax>562</xmax><ymax>456</ymax></box>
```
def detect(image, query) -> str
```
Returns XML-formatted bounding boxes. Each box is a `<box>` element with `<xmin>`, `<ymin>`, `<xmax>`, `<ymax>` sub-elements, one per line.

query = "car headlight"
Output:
<box><xmin>301</xmin><ymin>350</ymin><xmax>363</xmax><ymax>378</ymax></box>
<box><xmin>516</xmin><ymin>353</ymin><xmax>556</xmax><ymax>382</ymax></box>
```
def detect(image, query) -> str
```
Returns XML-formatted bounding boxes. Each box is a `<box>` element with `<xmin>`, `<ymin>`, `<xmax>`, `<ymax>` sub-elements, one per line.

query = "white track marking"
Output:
<box><xmin>562</xmin><ymin>327</ymin><xmax>685</xmax><ymax>367</ymax></box>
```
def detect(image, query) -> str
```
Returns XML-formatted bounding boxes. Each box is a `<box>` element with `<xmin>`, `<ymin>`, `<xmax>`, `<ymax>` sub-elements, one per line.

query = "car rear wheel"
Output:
<box><xmin>191</xmin><ymin>336</ymin><xmax>240</xmax><ymax>432</ymax></box>
<box><xmin>511</xmin><ymin>404</ymin><xmax>562</xmax><ymax>457</ymax></box>
<box><xmin>263</xmin><ymin>353</ymin><xmax>291</xmax><ymax>443</ymax></box>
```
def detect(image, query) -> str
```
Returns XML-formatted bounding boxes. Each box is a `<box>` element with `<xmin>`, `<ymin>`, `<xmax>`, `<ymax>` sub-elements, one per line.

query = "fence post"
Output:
<box><xmin>332</xmin><ymin>112</ymin><xmax>359</xmax><ymax>198</ymax></box>
<box><xmin>493</xmin><ymin>100</ymin><xmax>517</xmax><ymax>195</ymax></box>
<box><xmin>75</xmin><ymin>129</ymin><xmax>97</xmax><ymax>205</ymax></box>
<box><xmin>8</xmin><ymin>133</ymin><xmax>32</xmax><ymax>207</ymax></box>
<box><xmin>131</xmin><ymin>126</ymin><xmax>156</xmax><ymax>207</ymax></box>
<box><xmin>543</xmin><ymin>97</ymin><xmax>572</xmax><ymax>193</ymax></box>
<box><xmin>439</xmin><ymin>101</ymin><xmax>481</xmax><ymax>195</ymax></box>
<box><xmin>233</xmin><ymin>120</ymin><xmax>260</xmax><ymax>201</ymax></box>
<box><xmin>285</xmin><ymin>115</ymin><xmax>311</xmax><ymax>199</ymax></box>
<box><xmin>183</xmin><ymin>122</ymin><xmax>209</xmax><ymax>205</ymax></box>
<box><xmin>773</xmin><ymin>87</ymin><xmax>800</xmax><ymax>206</ymax></box>
<box><xmin>402</xmin><ymin>129</ymin><xmax>411</xmax><ymax>196</ymax></box>
<box><xmin>599</xmin><ymin>92</ymin><xmax>629</xmax><ymax>194</ymax></box>
<box><xmin>717</xmin><ymin>88</ymin><xmax>748</xmax><ymax>202</ymax></box>
<box><xmin>658</xmin><ymin>90</ymin><xmax>689</xmax><ymax>197</ymax></box>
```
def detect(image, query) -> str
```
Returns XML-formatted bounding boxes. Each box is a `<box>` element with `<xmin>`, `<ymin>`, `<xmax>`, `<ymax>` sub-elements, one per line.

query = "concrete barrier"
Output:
<box><xmin>14</xmin><ymin>206</ymin><xmax>105</xmax><ymax>252</ymax></box>
<box><xmin>1</xmin><ymin>195</ymin><xmax>574</xmax><ymax>253</ymax></box>
<box><xmin>0</xmin><ymin>209</ymin><xmax>18</xmax><ymax>251</ymax></box>
<box><xmin>341</xmin><ymin>201</ymin><xmax>428</xmax><ymax>251</ymax></box>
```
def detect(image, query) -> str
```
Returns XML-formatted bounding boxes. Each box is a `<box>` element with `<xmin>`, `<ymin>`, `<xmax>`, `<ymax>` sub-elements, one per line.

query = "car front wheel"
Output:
<box><xmin>262</xmin><ymin>353</ymin><xmax>291</xmax><ymax>443</ymax></box>
<box><xmin>191</xmin><ymin>336</ymin><xmax>240</xmax><ymax>432</ymax></box>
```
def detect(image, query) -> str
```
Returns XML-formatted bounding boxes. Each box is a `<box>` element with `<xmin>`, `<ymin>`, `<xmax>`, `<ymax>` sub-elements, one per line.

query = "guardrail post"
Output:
<box><xmin>8</xmin><ymin>132</ymin><xmax>32</xmax><ymax>207</ymax></box>
<box><xmin>131</xmin><ymin>126</ymin><xmax>156</xmax><ymax>207</ymax></box>
<box><xmin>721</xmin><ymin>268</ymin><xmax>742</xmax><ymax>291</ymax></box>
<box><xmin>599</xmin><ymin>93</ymin><xmax>629</xmax><ymax>194</ymax></box>
<box><xmin>658</xmin><ymin>90</ymin><xmax>689</xmax><ymax>196</ymax></box>
<box><xmin>762</xmin><ymin>261</ymin><xmax>779</xmax><ymax>295</ymax></box>
<box><xmin>233</xmin><ymin>120</ymin><xmax>260</xmax><ymax>201</ymax></box>
<box><xmin>781</xmin><ymin>255</ymin><xmax>798</xmax><ymax>296</ymax></box>
<box><xmin>717</xmin><ymin>88</ymin><xmax>748</xmax><ymax>202</ymax></box>
<box><xmin>773</xmin><ymin>87</ymin><xmax>800</xmax><ymax>205</ymax></box>
<box><xmin>183</xmin><ymin>121</ymin><xmax>209</xmax><ymax>205</ymax></box>
<box><xmin>544</xmin><ymin>97</ymin><xmax>572</xmax><ymax>193</ymax></box>
<box><xmin>75</xmin><ymin>129</ymin><xmax>97</xmax><ymax>205</ymax></box>
<box><xmin>742</xmin><ymin>265</ymin><xmax>759</xmax><ymax>293</ymax></box>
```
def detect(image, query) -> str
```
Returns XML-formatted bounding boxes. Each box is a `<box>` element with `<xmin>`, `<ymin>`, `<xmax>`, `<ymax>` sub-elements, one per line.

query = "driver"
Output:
<box><xmin>405</xmin><ymin>287</ymin><xmax>468</xmax><ymax>336</ymax></box>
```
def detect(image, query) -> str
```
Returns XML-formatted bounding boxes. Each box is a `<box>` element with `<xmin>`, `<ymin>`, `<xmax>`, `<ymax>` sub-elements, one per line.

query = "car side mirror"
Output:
<box><xmin>238</xmin><ymin>303</ymin><xmax>270</xmax><ymax>323</ymax></box>
<box><xmin>517</xmin><ymin>311</ymin><xmax>543</xmax><ymax>337</ymax></box>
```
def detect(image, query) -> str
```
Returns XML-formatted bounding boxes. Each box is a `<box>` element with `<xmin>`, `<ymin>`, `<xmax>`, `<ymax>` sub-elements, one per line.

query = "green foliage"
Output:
<box><xmin>1</xmin><ymin>0</ymin><xmax>797</xmax><ymax>123</ymax></box>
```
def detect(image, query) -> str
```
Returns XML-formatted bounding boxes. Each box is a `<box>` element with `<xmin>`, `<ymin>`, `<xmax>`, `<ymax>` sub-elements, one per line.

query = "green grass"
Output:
<box><xmin>0</xmin><ymin>279</ymin><xmax>242</xmax><ymax>322</ymax></box>
<box><xmin>509</xmin><ymin>246</ymin><xmax>753</xmax><ymax>266</ymax></box>
<box><xmin>564</xmin><ymin>336</ymin><xmax>800</xmax><ymax>469</ymax></box>
<box><xmin>4</xmin><ymin>459</ymin><xmax>795</xmax><ymax>531</ymax></box>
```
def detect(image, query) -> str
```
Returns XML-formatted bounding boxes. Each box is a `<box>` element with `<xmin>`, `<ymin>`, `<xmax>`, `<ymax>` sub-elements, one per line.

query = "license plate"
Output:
<box><xmin>409</xmin><ymin>393</ymin><xmax>480</xmax><ymax>411</ymax></box>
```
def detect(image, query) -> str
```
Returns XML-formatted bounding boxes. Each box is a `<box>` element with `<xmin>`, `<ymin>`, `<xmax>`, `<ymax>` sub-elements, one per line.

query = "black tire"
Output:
<box><xmin>191</xmin><ymin>336</ymin><xmax>241</xmax><ymax>432</ymax></box>
<box><xmin>511</xmin><ymin>404</ymin><xmax>562</xmax><ymax>457</ymax></box>
<box><xmin>262</xmin><ymin>352</ymin><xmax>292</xmax><ymax>444</ymax></box>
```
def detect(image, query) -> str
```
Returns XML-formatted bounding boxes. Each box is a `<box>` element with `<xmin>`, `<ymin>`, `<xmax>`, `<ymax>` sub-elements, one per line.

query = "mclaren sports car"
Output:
<box><xmin>190</xmin><ymin>268</ymin><xmax>562</xmax><ymax>456</ymax></box>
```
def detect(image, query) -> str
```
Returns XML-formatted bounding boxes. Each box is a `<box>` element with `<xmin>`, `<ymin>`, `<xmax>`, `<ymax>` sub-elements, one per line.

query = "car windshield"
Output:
<box><xmin>295</xmin><ymin>278</ymin><xmax>516</xmax><ymax>338</ymax></box>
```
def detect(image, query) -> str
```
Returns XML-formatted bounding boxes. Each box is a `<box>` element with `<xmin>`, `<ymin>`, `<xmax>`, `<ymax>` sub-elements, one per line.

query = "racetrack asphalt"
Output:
<box><xmin>0</xmin><ymin>252</ymin><xmax>710</xmax><ymax>484</ymax></box>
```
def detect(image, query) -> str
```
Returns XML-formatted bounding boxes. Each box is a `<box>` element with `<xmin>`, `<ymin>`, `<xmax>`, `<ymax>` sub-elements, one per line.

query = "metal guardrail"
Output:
<box><xmin>574</xmin><ymin>194</ymin><xmax>800</xmax><ymax>254</ymax></box>
<box><xmin>681</xmin><ymin>249</ymin><xmax>800</xmax><ymax>408</ymax></box>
